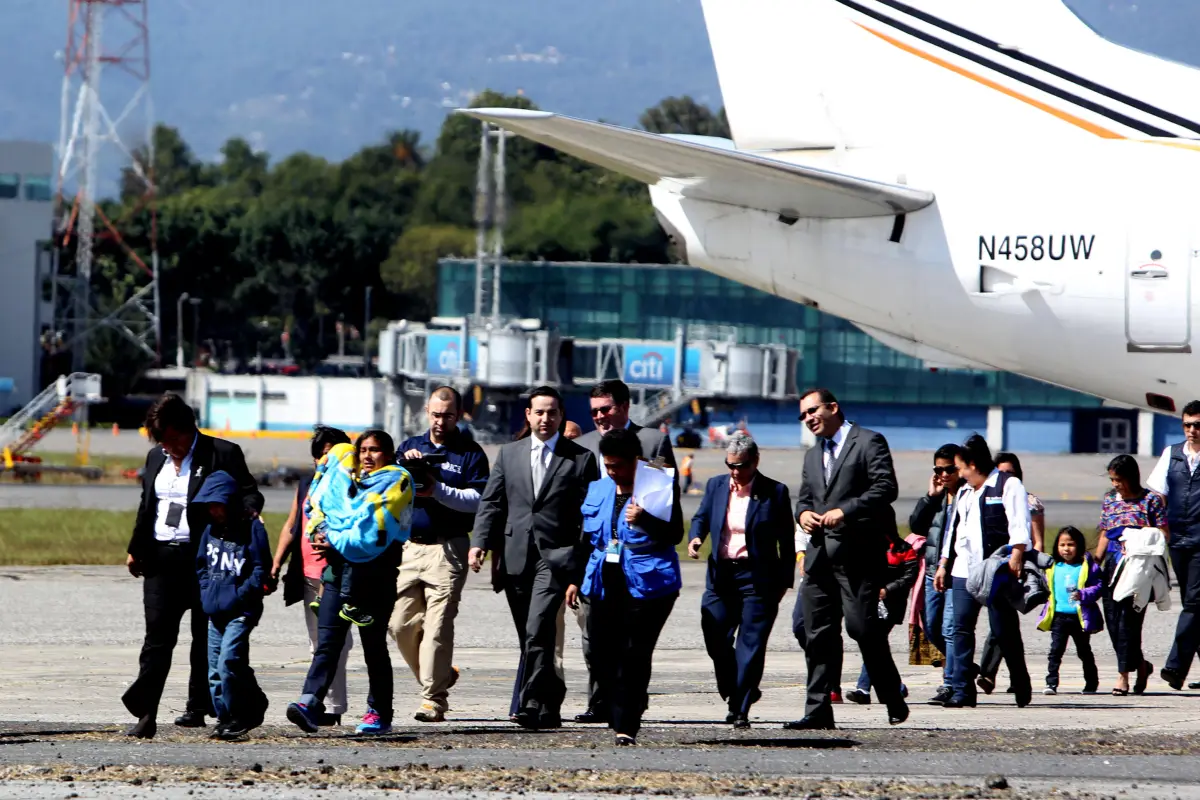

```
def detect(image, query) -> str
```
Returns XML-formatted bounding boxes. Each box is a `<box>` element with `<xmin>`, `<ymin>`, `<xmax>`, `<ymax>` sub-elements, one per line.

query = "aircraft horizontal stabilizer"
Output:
<box><xmin>460</xmin><ymin>109</ymin><xmax>934</xmax><ymax>219</ymax></box>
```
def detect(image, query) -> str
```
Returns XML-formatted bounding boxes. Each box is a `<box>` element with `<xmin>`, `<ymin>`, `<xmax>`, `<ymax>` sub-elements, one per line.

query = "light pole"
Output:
<box><xmin>189</xmin><ymin>297</ymin><xmax>201</xmax><ymax>367</ymax></box>
<box><xmin>175</xmin><ymin>292</ymin><xmax>189</xmax><ymax>368</ymax></box>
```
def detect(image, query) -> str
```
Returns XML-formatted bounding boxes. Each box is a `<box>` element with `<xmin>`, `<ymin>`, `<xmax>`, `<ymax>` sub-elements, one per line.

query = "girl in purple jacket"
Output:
<box><xmin>1037</xmin><ymin>526</ymin><xmax>1103</xmax><ymax>695</ymax></box>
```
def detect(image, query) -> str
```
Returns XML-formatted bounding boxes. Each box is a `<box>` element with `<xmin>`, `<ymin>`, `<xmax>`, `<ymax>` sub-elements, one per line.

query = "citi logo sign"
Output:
<box><xmin>629</xmin><ymin>351</ymin><xmax>666</xmax><ymax>382</ymax></box>
<box><xmin>438</xmin><ymin>343</ymin><xmax>461</xmax><ymax>371</ymax></box>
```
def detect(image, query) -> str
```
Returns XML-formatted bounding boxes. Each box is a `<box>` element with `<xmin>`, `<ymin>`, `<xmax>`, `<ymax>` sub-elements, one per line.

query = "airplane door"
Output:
<box><xmin>1126</xmin><ymin>237</ymin><xmax>1192</xmax><ymax>353</ymax></box>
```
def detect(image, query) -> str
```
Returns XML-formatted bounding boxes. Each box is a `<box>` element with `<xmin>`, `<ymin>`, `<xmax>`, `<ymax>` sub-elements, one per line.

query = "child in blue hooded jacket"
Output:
<box><xmin>195</xmin><ymin>470</ymin><xmax>272</xmax><ymax>739</ymax></box>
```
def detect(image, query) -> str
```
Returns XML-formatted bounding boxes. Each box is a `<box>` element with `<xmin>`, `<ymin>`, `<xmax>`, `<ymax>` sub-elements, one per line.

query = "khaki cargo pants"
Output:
<box><xmin>387</xmin><ymin>537</ymin><xmax>470</xmax><ymax>712</ymax></box>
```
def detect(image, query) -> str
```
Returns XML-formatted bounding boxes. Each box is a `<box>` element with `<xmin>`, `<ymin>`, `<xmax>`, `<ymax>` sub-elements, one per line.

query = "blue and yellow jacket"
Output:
<box><xmin>305</xmin><ymin>442</ymin><xmax>414</xmax><ymax>564</ymax></box>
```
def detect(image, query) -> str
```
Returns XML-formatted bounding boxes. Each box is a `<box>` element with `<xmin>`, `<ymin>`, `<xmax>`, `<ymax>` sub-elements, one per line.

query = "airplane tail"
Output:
<box><xmin>700</xmin><ymin>0</ymin><xmax>1200</xmax><ymax>151</ymax></box>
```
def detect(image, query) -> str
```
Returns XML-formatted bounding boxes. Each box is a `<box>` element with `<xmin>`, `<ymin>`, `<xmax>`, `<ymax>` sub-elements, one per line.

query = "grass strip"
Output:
<box><xmin>0</xmin><ymin>510</ymin><xmax>289</xmax><ymax>566</ymax></box>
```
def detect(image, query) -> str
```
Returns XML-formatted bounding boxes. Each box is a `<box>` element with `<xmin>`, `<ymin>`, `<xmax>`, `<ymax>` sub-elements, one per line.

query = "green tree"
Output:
<box><xmin>380</xmin><ymin>224</ymin><xmax>475</xmax><ymax>318</ymax></box>
<box><xmin>639</xmin><ymin>96</ymin><xmax>731</xmax><ymax>138</ymax></box>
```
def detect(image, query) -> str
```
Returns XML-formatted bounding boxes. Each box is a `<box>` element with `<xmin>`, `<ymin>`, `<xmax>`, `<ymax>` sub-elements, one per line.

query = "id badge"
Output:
<box><xmin>605</xmin><ymin>539</ymin><xmax>621</xmax><ymax>563</ymax></box>
<box><xmin>165</xmin><ymin>502</ymin><xmax>185</xmax><ymax>528</ymax></box>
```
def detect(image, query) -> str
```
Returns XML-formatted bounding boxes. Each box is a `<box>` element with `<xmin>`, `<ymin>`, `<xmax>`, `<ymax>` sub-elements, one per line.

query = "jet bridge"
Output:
<box><xmin>375</xmin><ymin>318</ymin><xmax>799</xmax><ymax>442</ymax></box>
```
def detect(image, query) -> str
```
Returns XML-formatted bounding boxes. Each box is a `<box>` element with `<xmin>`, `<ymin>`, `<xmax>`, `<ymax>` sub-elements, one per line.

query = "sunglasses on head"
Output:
<box><xmin>590</xmin><ymin>404</ymin><xmax>615</xmax><ymax>418</ymax></box>
<box><xmin>933</xmin><ymin>466</ymin><xmax>959</xmax><ymax>476</ymax></box>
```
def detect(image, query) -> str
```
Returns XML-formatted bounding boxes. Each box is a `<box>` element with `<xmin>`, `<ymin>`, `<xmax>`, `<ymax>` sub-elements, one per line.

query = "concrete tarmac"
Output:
<box><xmin>3</xmin><ymin>561</ymin><xmax>1200</xmax><ymax>796</ymax></box>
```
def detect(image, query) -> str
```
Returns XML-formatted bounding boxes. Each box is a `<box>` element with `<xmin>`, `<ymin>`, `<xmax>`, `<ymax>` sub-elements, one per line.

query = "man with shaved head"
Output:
<box><xmin>389</xmin><ymin>386</ymin><xmax>490</xmax><ymax>722</ymax></box>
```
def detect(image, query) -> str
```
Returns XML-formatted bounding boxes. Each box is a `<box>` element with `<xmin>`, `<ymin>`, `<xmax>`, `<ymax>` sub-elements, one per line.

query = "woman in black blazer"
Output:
<box><xmin>687</xmin><ymin>433</ymin><xmax>794</xmax><ymax>728</ymax></box>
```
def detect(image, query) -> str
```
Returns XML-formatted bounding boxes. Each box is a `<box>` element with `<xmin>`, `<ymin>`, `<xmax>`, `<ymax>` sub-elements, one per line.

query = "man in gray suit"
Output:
<box><xmin>785</xmin><ymin>387</ymin><xmax>908</xmax><ymax>730</ymax></box>
<box><xmin>572</xmin><ymin>379</ymin><xmax>680</xmax><ymax>724</ymax></box>
<box><xmin>469</xmin><ymin>386</ymin><xmax>599</xmax><ymax>729</ymax></box>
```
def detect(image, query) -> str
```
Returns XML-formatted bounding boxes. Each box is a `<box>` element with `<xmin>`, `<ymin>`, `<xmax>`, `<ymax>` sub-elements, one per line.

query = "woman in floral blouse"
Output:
<box><xmin>1095</xmin><ymin>454</ymin><xmax>1168</xmax><ymax>695</ymax></box>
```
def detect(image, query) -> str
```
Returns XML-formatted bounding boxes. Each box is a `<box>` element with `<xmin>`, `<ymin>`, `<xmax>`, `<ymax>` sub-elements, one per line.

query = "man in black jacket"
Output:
<box><xmin>469</xmin><ymin>386</ymin><xmax>599</xmax><ymax>728</ymax></box>
<box><xmin>121</xmin><ymin>393</ymin><xmax>263</xmax><ymax>739</ymax></box>
<box><xmin>786</xmin><ymin>388</ymin><xmax>907</xmax><ymax>730</ymax></box>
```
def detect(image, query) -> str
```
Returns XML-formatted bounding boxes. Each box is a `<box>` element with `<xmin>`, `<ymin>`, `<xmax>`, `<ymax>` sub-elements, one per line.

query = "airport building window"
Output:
<box><xmin>0</xmin><ymin>173</ymin><xmax>18</xmax><ymax>200</ymax></box>
<box><xmin>23</xmin><ymin>175</ymin><xmax>52</xmax><ymax>202</ymax></box>
<box><xmin>437</xmin><ymin>258</ymin><xmax>1101</xmax><ymax>409</ymax></box>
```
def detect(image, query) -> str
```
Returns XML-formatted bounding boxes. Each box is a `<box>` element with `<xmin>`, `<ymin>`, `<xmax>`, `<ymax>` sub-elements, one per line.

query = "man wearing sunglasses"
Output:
<box><xmin>1147</xmin><ymin>400</ymin><xmax>1200</xmax><ymax>690</ymax></box>
<box><xmin>787</xmin><ymin>387</ymin><xmax>907</xmax><ymax>730</ymax></box>
<box><xmin>573</xmin><ymin>379</ymin><xmax>680</xmax><ymax>724</ymax></box>
<box><xmin>908</xmin><ymin>443</ymin><xmax>964</xmax><ymax>705</ymax></box>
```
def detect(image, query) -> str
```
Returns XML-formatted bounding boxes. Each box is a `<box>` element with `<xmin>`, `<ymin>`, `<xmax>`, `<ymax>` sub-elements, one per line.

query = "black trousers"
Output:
<box><xmin>122</xmin><ymin>542</ymin><xmax>213</xmax><ymax>720</ymax></box>
<box><xmin>578</xmin><ymin>596</ymin><xmax>604</xmax><ymax>713</ymax></box>
<box><xmin>300</xmin><ymin>557</ymin><xmax>398</xmax><ymax>722</ymax></box>
<box><xmin>1166</xmin><ymin>545</ymin><xmax>1200</xmax><ymax>677</ymax></box>
<box><xmin>1102</xmin><ymin>559</ymin><xmax>1146</xmax><ymax>674</ymax></box>
<box><xmin>802</xmin><ymin>562</ymin><xmax>902</xmax><ymax>717</ymax></box>
<box><xmin>587</xmin><ymin>563</ymin><xmax>676</xmax><ymax>737</ymax></box>
<box><xmin>505</xmin><ymin>556</ymin><xmax>568</xmax><ymax>719</ymax></box>
<box><xmin>792</xmin><ymin>585</ymin><xmax>842</xmax><ymax>691</ymax></box>
<box><xmin>1046</xmin><ymin>612</ymin><xmax>1097</xmax><ymax>689</ymax></box>
<box><xmin>701</xmin><ymin>561</ymin><xmax>779</xmax><ymax>716</ymax></box>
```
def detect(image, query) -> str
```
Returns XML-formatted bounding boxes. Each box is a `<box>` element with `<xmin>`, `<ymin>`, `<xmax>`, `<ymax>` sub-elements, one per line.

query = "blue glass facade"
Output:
<box><xmin>438</xmin><ymin>258</ymin><xmax>1101</xmax><ymax>409</ymax></box>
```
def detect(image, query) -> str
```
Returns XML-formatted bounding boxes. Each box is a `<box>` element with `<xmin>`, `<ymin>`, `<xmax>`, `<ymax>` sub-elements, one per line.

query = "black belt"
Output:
<box><xmin>408</xmin><ymin>533</ymin><xmax>469</xmax><ymax>546</ymax></box>
<box><xmin>155</xmin><ymin>538</ymin><xmax>191</xmax><ymax>548</ymax></box>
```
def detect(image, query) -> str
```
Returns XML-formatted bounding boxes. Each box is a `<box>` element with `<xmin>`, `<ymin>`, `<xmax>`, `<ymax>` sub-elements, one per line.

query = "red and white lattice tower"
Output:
<box><xmin>54</xmin><ymin>0</ymin><xmax>160</xmax><ymax>371</ymax></box>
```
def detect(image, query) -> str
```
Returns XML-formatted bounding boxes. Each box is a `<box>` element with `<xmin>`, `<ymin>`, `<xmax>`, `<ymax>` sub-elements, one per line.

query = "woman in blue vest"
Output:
<box><xmin>566</xmin><ymin>427</ymin><xmax>683</xmax><ymax>746</ymax></box>
<box><xmin>933</xmin><ymin>434</ymin><xmax>1033</xmax><ymax>708</ymax></box>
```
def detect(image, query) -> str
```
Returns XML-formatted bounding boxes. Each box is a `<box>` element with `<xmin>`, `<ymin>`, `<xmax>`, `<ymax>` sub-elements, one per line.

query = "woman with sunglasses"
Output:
<box><xmin>908</xmin><ymin>443</ymin><xmax>964</xmax><ymax>705</ymax></box>
<box><xmin>687</xmin><ymin>432</ymin><xmax>794</xmax><ymax>728</ymax></box>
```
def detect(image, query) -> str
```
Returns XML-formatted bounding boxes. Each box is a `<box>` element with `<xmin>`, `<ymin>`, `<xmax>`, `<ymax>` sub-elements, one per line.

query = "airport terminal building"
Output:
<box><xmin>436</xmin><ymin>258</ymin><xmax>1178</xmax><ymax>455</ymax></box>
<box><xmin>0</xmin><ymin>141</ymin><xmax>55</xmax><ymax>412</ymax></box>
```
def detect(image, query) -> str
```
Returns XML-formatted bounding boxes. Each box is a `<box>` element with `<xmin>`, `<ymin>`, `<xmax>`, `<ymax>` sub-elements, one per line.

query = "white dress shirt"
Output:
<box><xmin>153</xmin><ymin>435</ymin><xmax>198</xmax><ymax>543</ymax></box>
<box><xmin>942</xmin><ymin>469</ymin><xmax>1031</xmax><ymax>579</ymax></box>
<box><xmin>530</xmin><ymin>432</ymin><xmax>560</xmax><ymax>494</ymax></box>
<box><xmin>1147</xmin><ymin>443</ymin><xmax>1200</xmax><ymax>496</ymax></box>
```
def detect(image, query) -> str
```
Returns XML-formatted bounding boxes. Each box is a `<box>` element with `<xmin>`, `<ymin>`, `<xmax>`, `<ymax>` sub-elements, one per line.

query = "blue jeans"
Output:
<box><xmin>207</xmin><ymin>615</ymin><xmax>263</xmax><ymax>724</ymax></box>
<box><xmin>922</xmin><ymin>572</ymin><xmax>956</xmax><ymax>686</ymax></box>
<box><xmin>949</xmin><ymin>577</ymin><xmax>1030</xmax><ymax>703</ymax></box>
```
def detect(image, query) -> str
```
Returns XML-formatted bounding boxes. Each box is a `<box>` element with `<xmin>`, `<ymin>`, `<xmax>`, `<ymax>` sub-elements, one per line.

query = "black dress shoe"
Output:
<box><xmin>1162</xmin><ymin>666</ymin><xmax>1186</xmax><ymax>691</ymax></box>
<box><xmin>316</xmin><ymin>713</ymin><xmax>342</xmax><ymax>727</ymax></box>
<box><xmin>782</xmin><ymin>714</ymin><xmax>836</xmax><ymax>731</ymax></box>
<box><xmin>174</xmin><ymin>710</ymin><xmax>207</xmax><ymax>728</ymax></box>
<box><xmin>942</xmin><ymin>696</ymin><xmax>977</xmax><ymax>708</ymax></box>
<box><xmin>573</xmin><ymin>709</ymin><xmax>608</xmax><ymax>724</ymax></box>
<box><xmin>126</xmin><ymin>715</ymin><xmax>156</xmax><ymax>739</ymax></box>
<box><xmin>1014</xmin><ymin>687</ymin><xmax>1032</xmax><ymax>708</ymax></box>
<box><xmin>725</xmin><ymin>711</ymin><xmax>737</xmax><ymax>724</ymax></box>
<box><xmin>732</xmin><ymin>714</ymin><xmax>751</xmax><ymax>729</ymax></box>
<box><xmin>538</xmin><ymin>713</ymin><xmax>562</xmax><ymax>729</ymax></box>
<box><xmin>887</xmin><ymin>701</ymin><xmax>909</xmax><ymax>725</ymax></box>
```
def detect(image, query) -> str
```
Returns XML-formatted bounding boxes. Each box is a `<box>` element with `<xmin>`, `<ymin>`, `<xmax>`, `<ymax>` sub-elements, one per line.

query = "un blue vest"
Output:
<box><xmin>978</xmin><ymin>470</ymin><xmax>1014</xmax><ymax>558</ymax></box>
<box><xmin>1165</xmin><ymin>444</ymin><xmax>1200</xmax><ymax>548</ymax></box>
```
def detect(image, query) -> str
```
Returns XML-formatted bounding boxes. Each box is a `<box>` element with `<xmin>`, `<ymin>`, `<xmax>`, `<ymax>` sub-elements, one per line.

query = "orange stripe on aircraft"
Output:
<box><xmin>855</xmin><ymin>22</ymin><xmax>1126</xmax><ymax>140</ymax></box>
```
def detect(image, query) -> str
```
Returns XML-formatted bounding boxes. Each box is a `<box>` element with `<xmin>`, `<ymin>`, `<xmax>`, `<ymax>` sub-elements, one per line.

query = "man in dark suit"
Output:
<box><xmin>122</xmin><ymin>393</ymin><xmax>264</xmax><ymax>739</ymax></box>
<box><xmin>688</xmin><ymin>432</ymin><xmax>793</xmax><ymax>729</ymax></box>
<box><xmin>786</xmin><ymin>387</ymin><xmax>907</xmax><ymax>730</ymax></box>
<box><xmin>572</xmin><ymin>379</ymin><xmax>679</xmax><ymax>723</ymax></box>
<box><xmin>469</xmin><ymin>386</ymin><xmax>600</xmax><ymax>728</ymax></box>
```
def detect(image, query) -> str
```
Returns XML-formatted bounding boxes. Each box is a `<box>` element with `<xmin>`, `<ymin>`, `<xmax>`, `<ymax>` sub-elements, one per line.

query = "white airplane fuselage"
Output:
<box><xmin>653</xmin><ymin>136</ymin><xmax>1200</xmax><ymax>412</ymax></box>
